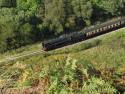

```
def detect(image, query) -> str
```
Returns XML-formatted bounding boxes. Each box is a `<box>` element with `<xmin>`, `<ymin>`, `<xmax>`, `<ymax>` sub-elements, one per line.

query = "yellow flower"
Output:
<box><xmin>18</xmin><ymin>70</ymin><xmax>29</xmax><ymax>86</ymax></box>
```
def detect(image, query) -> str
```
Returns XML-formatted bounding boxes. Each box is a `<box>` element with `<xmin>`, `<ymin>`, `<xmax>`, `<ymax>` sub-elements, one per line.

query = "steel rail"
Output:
<box><xmin>0</xmin><ymin>50</ymin><xmax>45</xmax><ymax>63</ymax></box>
<box><xmin>0</xmin><ymin>18</ymin><xmax>125</xmax><ymax>63</ymax></box>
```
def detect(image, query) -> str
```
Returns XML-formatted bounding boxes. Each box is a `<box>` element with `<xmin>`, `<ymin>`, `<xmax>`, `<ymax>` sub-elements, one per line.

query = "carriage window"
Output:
<box><xmin>120</xmin><ymin>21</ymin><xmax>124</xmax><ymax>24</ymax></box>
<box><xmin>116</xmin><ymin>23</ymin><xmax>118</xmax><ymax>26</ymax></box>
<box><xmin>103</xmin><ymin>26</ymin><xmax>107</xmax><ymax>30</ymax></box>
<box><xmin>87</xmin><ymin>32</ymin><xmax>90</xmax><ymax>36</ymax></box>
<box><xmin>114</xmin><ymin>23</ymin><xmax>118</xmax><ymax>27</ymax></box>
<box><xmin>111</xmin><ymin>24</ymin><xmax>114</xmax><ymax>28</ymax></box>
<box><xmin>117</xmin><ymin>22</ymin><xmax>120</xmax><ymax>26</ymax></box>
<box><xmin>100</xmin><ymin>28</ymin><xmax>103</xmax><ymax>31</ymax></box>
<box><xmin>96</xmin><ymin>29</ymin><xmax>99</xmax><ymax>32</ymax></box>
<box><xmin>87</xmin><ymin>33</ymin><xmax>89</xmax><ymax>36</ymax></box>
<box><xmin>93</xmin><ymin>30</ymin><xmax>96</xmax><ymax>33</ymax></box>
<box><xmin>108</xmin><ymin>26</ymin><xmax>111</xmax><ymax>28</ymax></box>
<box><xmin>90</xmin><ymin>32</ymin><xmax>92</xmax><ymax>35</ymax></box>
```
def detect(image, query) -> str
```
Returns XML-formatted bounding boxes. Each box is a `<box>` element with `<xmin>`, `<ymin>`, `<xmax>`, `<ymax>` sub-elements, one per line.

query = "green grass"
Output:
<box><xmin>0</xmin><ymin>28</ymin><xmax>125</xmax><ymax>93</ymax></box>
<box><xmin>0</xmin><ymin>43</ymin><xmax>41</xmax><ymax>60</ymax></box>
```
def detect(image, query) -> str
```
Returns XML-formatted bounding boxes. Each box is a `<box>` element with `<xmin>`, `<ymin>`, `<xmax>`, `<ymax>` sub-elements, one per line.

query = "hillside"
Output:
<box><xmin>0</xmin><ymin>0</ymin><xmax>125</xmax><ymax>94</ymax></box>
<box><xmin>0</xmin><ymin>28</ymin><xmax>125</xmax><ymax>93</ymax></box>
<box><xmin>0</xmin><ymin>0</ymin><xmax>125</xmax><ymax>53</ymax></box>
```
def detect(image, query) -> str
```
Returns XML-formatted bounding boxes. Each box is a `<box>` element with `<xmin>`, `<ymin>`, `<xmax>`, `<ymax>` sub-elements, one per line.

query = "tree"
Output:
<box><xmin>0</xmin><ymin>0</ymin><xmax>16</xmax><ymax>8</ymax></box>
<box><xmin>43</xmin><ymin>0</ymin><xmax>66</xmax><ymax>34</ymax></box>
<box><xmin>91</xmin><ymin>0</ymin><xmax>125</xmax><ymax>15</ymax></box>
<box><xmin>71</xmin><ymin>0</ymin><xmax>93</xmax><ymax>26</ymax></box>
<box><xmin>0</xmin><ymin>0</ymin><xmax>124</xmax><ymax>52</ymax></box>
<box><xmin>16</xmin><ymin>0</ymin><xmax>39</xmax><ymax>15</ymax></box>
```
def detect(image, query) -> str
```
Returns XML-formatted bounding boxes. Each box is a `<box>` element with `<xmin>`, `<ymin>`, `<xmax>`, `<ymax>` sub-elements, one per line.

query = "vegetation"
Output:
<box><xmin>0</xmin><ymin>28</ymin><xmax>125</xmax><ymax>93</ymax></box>
<box><xmin>0</xmin><ymin>0</ymin><xmax>125</xmax><ymax>93</ymax></box>
<box><xmin>0</xmin><ymin>0</ymin><xmax>125</xmax><ymax>52</ymax></box>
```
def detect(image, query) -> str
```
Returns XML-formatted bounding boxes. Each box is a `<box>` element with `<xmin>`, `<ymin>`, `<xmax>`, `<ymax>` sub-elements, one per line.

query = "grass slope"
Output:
<box><xmin>0</xmin><ymin>28</ymin><xmax>125</xmax><ymax>93</ymax></box>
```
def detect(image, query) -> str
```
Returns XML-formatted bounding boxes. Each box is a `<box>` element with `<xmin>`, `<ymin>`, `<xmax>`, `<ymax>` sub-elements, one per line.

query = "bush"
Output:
<box><xmin>42</xmin><ymin>57</ymin><xmax>117</xmax><ymax>94</ymax></box>
<box><xmin>82</xmin><ymin>77</ymin><xmax>117</xmax><ymax>94</ymax></box>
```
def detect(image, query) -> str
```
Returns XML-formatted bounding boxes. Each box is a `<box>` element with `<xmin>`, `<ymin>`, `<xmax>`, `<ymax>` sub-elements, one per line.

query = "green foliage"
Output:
<box><xmin>0</xmin><ymin>0</ymin><xmax>125</xmax><ymax>52</ymax></box>
<box><xmin>16</xmin><ymin>0</ymin><xmax>39</xmax><ymax>15</ymax></box>
<box><xmin>82</xmin><ymin>77</ymin><xmax>117</xmax><ymax>94</ymax></box>
<box><xmin>45</xmin><ymin>57</ymin><xmax>117</xmax><ymax>94</ymax></box>
<box><xmin>0</xmin><ymin>0</ymin><xmax>16</xmax><ymax>7</ymax></box>
<box><xmin>71</xmin><ymin>0</ymin><xmax>93</xmax><ymax>25</ymax></box>
<box><xmin>1</xmin><ymin>28</ymin><xmax>125</xmax><ymax>93</ymax></box>
<box><xmin>91</xmin><ymin>0</ymin><xmax>125</xmax><ymax>15</ymax></box>
<box><xmin>43</xmin><ymin>0</ymin><xmax>65</xmax><ymax>34</ymax></box>
<box><xmin>0</xmin><ymin>8</ymin><xmax>18</xmax><ymax>52</ymax></box>
<box><xmin>47</xmin><ymin>57</ymin><xmax>79</xmax><ymax>94</ymax></box>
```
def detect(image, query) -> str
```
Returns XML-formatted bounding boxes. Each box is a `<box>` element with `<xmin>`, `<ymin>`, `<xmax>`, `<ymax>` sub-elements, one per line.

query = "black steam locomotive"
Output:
<box><xmin>42</xmin><ymin>17</ymin><xmax>125</xmax><ymax>51</ymax></box>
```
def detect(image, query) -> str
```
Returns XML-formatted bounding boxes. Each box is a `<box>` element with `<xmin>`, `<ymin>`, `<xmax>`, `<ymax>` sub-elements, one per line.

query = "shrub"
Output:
<box><xmin>82</xmin><ymin>77</ymin><xmax>117</xmax><ymax>94</ymax></box>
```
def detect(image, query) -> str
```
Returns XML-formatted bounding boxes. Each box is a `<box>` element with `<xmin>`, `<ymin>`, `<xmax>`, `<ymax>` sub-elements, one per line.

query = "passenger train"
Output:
<box><xmin>42</xmin><ymin>17</ymin><xmax>125</xmax><ymax>51</ymax></box>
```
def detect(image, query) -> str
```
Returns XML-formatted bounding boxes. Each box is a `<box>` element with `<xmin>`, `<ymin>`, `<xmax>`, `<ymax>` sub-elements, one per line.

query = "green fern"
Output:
<box><xmin>82</xmin><ymin>77</ymin><xmax>117</xmax><ymax>94</ymax></box>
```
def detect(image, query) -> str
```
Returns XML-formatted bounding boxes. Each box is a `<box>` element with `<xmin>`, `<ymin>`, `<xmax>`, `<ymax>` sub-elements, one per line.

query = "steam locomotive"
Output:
<box><xmin>42</xmin><ymin>17</ymin><xmax>125</xmax><ymax>51</ymax></box>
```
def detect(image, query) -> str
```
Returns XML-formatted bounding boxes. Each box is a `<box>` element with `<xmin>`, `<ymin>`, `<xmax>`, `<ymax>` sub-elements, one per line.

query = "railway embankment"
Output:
<box><xmin>0</xmin><ymin>28</ymin><xmax>125</xmax><ymax>93</ymax></box>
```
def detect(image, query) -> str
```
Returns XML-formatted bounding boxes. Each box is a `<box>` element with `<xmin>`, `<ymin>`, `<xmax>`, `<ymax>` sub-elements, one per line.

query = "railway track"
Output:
<box><xmin>0</xmin><ymin>50</ymin><xmax>45</xmax><ymax>63</ymax></box>
<box><xmin>0</xmin><ymin>28</ymin><xmax>124</xmax><ymax>63</ymax></box>
<box><xmin>0</xmin><ymin>17</ymin><xmax>125</xmax><ymax>63</ymax></box>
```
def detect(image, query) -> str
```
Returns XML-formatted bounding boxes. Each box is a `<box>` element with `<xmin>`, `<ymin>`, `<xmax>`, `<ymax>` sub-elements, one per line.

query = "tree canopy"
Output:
<box><xmin>0</xmin><ymin>0</ymin><xmax>125</xmax><ymax>52</ymax></box>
